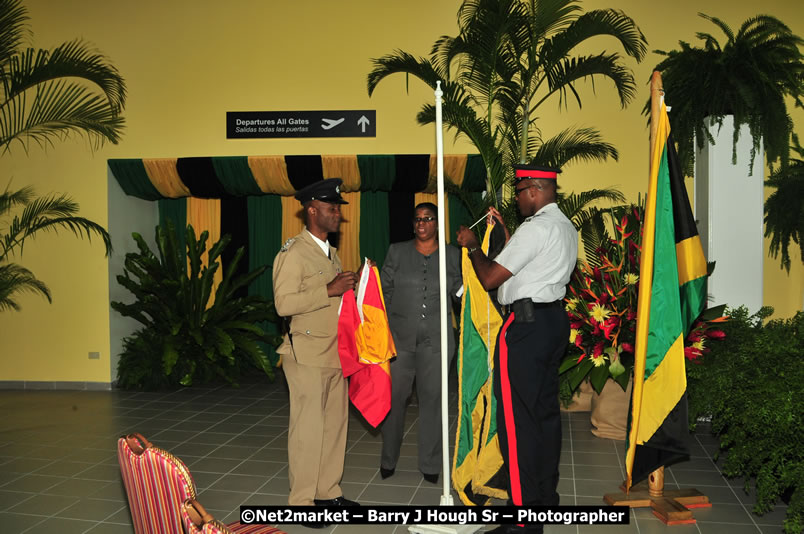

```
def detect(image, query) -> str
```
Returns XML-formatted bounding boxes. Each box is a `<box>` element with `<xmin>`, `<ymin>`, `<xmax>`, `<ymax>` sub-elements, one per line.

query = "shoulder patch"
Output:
<box><xmin>279</xmin><ymin>238</ymin><xmax>296</xmax><ymax>252</ymax></box>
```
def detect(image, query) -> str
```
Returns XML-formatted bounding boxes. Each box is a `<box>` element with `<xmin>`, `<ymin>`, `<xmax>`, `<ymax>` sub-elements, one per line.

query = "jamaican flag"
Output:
<box><xmin>452</xmin><ymin>222</ymin><xmax>508</xmax><ymax>504</ymax></box>
<box><xmin>625</xmin><ymin>94</ymin><xmax>708</xmax><ymax>489</ymax></box>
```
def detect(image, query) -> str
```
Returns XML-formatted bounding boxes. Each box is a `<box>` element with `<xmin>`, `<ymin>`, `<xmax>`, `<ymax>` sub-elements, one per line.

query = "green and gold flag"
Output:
<box><xmin>452</xmin><ymin>223</ymin><xmax>507</xmax><ymax>504</ymax></box>
<box><xmin>625</xmin><ymin>83</ymin><xmax>708</xmax><ymax>489</ymax></box>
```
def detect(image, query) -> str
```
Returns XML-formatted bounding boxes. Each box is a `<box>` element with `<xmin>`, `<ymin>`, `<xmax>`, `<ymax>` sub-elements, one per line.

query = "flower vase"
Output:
<box><xmin>590</xmin><ymin>378</ymin><xmax>632</xmax><ymax>440</ymax></box>
<box><xmin>560</xmin><ymin>380</ymin><xmax>593</xmax><ymax>412</ymax></box>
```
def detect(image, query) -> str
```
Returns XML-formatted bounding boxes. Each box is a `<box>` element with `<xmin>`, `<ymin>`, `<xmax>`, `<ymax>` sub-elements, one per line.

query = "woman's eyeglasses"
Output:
<box><xmin>413</xmin><ymin>216</ymin><xmax>436</xmax><ymax>223</ymax></box>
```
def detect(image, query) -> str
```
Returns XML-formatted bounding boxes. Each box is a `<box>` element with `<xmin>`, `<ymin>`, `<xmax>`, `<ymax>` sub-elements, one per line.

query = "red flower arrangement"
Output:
<box><xmin>559</xmin><ymin>203</ymin><xmax>727</xmax><ymax>396</ymax></box>
<box><xmin>560</xmin><ymin>205</ymin><xmax>642</xmax><ymax>394</ymax></box>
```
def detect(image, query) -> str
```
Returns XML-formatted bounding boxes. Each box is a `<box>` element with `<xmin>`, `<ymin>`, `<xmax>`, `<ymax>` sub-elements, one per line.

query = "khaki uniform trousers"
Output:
<box><xmin>282</xmin><ymin>354</ymin><xmax>348</xmax><ymax>506</ymax></box>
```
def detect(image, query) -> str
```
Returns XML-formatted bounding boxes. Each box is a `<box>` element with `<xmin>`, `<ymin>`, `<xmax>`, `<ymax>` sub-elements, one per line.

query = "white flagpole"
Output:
<box><xmin>408</xmin><ymin>80</ymin><xmax>481</xmax><ymax>534</ymax></box>
<box><xmin>434</xmin><ymin>80</ymin><xmax>451</xmax><ymax>505</ymax></box>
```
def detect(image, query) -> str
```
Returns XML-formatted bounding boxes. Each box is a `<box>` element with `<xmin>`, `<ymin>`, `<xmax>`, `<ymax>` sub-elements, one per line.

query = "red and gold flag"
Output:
<box><xmin>338</xmin><ymin>260</ymin><xmax>395</xmax><ymax>427</ymax></box>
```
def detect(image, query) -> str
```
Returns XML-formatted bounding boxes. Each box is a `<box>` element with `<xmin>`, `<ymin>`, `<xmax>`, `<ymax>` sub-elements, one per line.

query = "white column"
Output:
<box><xmin>694</xmin><ymin>115</ymin><xmax>764</xmax><ymax>313</ymax></box>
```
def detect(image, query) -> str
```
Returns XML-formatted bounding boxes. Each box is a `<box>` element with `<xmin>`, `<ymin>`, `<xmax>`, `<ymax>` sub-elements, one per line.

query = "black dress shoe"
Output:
<box><xmin>380</xmin><ymin>466</ymin><xmax>395</xmax><ymax>479</ymax></box>
<box><xmin>313</xmin><ymin>496</ymin><xmax>360</xmax><ymax>506</ymax></box>
<box><xmin>422</xmin><ymin>472</ymin><xmax>439</xmax><ymax>484</ymax></box>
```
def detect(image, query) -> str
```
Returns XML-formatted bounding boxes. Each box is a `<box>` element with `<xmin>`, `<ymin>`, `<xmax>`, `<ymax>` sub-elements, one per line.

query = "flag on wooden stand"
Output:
<box><xmin>625</xmin><ymin>93</ymin><xmax>708</xmax><ymax>489</ymax></box>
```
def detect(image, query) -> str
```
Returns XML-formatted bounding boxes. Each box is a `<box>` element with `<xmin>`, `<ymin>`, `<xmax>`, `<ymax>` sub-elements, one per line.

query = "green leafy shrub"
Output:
<box><xmin>687</xmin><ymin>306</ymin><xmax>803</xmax><ymax>534</ymax></box>
<box><xmin>112</xmin><ymin>222</ymin><xmax>281</xmax><ymax>390</ymax></box>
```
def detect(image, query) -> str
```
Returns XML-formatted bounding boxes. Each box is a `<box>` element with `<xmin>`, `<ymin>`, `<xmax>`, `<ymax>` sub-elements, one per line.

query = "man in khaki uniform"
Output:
<box><xmin>272</xmin><ymin>178</ymin><xmax>360</xmax><ymax>523</ymax></box>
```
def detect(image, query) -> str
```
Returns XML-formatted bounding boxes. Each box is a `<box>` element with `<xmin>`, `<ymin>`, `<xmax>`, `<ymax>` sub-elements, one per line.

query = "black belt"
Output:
<box><xmin>505</xmin><ymin>298</ymin><xmax>561</xmax><ymax>322</ymax></box>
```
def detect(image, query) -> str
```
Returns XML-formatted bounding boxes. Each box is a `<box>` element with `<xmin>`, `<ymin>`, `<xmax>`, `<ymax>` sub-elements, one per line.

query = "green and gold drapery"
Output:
<box><xmin>109</xmin><ymin>153</ymin><xmax>488</xmax><ymax>365</ymax></box>
<box><xmin>109</xmin><ymin>153</ymin><xmax>487</xmax><ymax>268</ymax></box>
<box><xmin>109</xmin><ymin>154</ymin><xmax>485</xmax><ymax>199</ymax></box>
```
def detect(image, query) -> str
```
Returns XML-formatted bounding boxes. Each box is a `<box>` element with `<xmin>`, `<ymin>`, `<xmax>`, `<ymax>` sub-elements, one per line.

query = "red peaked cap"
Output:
<box><xmin>513</xmin><ymin>164</ymin><xmax>561</xmax><ymax>183</ymax></box>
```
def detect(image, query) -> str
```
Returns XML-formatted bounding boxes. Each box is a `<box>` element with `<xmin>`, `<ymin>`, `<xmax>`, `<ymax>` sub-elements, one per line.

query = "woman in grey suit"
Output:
<box><xmin>379</xmin><ymin>202</ymin><xmax>462</xmax><ymax>483</ymax></box>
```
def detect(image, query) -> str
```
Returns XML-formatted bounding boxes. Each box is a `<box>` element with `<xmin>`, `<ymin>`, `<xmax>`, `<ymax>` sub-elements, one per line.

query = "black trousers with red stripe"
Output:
<box><xmin>493</xmin><ymin>303</ymin><xmax>569</xmax><ymax>509</ymax></box>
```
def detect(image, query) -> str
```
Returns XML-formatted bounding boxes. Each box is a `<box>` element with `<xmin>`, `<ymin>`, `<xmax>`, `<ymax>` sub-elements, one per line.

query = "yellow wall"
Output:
<box><xmin>2</xmin><ymin>0</ymin><xmax>802</xmax><ymax>382</ymax></box>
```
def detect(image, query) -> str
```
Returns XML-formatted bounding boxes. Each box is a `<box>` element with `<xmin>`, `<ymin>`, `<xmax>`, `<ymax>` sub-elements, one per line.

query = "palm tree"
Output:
<box><xmin>0</xmin><ymin>0</ymin><xmax>124</xmax><ymax>311</ymax></box>
<box><xmin>367</xmin><ymin>0</ymin><xmax>647</xmax><ymax>208</ymax></box>
<box><xmin>0</xmin><ymin>0</ymin><xmax>126</xmax><ymax>151</ymax></box>
<box><xmin>651</xmin><ymin>13</ymin><xmax>804</xmax><ymax>176</ymax></box>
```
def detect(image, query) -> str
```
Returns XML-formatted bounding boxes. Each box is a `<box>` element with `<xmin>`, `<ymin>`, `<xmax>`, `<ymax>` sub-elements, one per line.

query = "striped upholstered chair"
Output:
<box><xmin>117</xmin><ymin>433</ymin><xmax>283</xmax><ymax>534</ymax></box>
<box><xmin>182</xmin><ymin>498</ymin><xmax>283</xmax><ymax>534</ymax></box>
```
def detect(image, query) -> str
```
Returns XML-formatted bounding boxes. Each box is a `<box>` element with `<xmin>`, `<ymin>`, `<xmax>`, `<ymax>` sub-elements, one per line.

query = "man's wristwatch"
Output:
<box><xmin>467</xmin><ymin>246</ymin><xmax>480</xmax><ymax>256</ymax></box>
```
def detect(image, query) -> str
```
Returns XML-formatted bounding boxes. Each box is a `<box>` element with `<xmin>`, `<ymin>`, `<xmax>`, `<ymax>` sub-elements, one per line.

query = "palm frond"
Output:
<box><xmin>542</xmin><ymin>8</ymin><xmax>647</xmax><ymax>65</ymax></box>
<box><xmin>558</xmin><ymin>188</ymin><xmax>626</xmax><ymax>220</ymax></box>
<box><xmin>540</xmin><ymin>53</ymin><xmax>637</xmax><ymax>110</ymax></box>
<box><xmin>0</xmin><ymin>181</ymin><xmax>32</xmax><ymax>215</ymax></box>
<box><xmin>1</xmin><ymin>187</ymin><xmax>111</xmax><ymax>260</ymax></box>
<box><xmin>2</xmin><ymin>40</ymin><xmax>125</xmax><ymax>109</ymax></box>
<box><xmin>0</xmin><ymin>0</ymin><xmax>28</xmax><ymax>65</ymax></box>
<box><xmin>526</xmin><ymin>0</ymin><xmax>582</xmax><ymax>39</ymax></box>
<box><xmin>531</xmin><ymin>126</ymin><xmax>618</xmax><ymax>168</ymax></box>
<box><xmin>1</xmin><ymin>79</ymin><xmax>125</xmax><ymax>152</ymax></box>
<box><xmin>1</xmin><ymin>38</ymin><xmax>126</xmax><ymax>151</ymax></box>
<box><xmin>577</xmin><ymin>209</ymin><xmax>609</xmax><ymax>266</ymax></box>
<box><xmin>367</xmin><ymin>50</ymin><xmax>442</xmax><ymax>96</ymax></box>
<box><xmin>430</xmin><ymin>34</ymin><xmax>461</xmax><ymax>82</ymax></box>
<box><xmin>0</xmin><ymin>262</ymin><xmax>50</xmax><ymax>311</ymax></box>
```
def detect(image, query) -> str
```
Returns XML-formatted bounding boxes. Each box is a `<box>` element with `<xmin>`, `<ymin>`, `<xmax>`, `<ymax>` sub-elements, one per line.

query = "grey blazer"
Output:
<box><xmin>380</xmin><ymin>240</ymin><xmax>462</xmax><ymax>355</ymax></box>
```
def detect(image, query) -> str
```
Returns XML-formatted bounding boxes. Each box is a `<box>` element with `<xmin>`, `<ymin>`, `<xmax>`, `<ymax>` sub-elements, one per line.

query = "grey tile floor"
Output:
<box><xmin>0</xmin><ymin>372</ymin><xmax>788</xmax><ymax>534</ymax></box>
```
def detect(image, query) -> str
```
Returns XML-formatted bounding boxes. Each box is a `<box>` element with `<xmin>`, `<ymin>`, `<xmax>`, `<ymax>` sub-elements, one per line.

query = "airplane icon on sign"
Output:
<box><xmin>321</xmin><ymin>118</ymin><xmax>345</xmax><ymax>130</ymax></box>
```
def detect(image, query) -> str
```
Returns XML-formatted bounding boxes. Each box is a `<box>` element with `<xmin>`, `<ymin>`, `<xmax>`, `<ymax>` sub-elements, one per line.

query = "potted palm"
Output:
<box><xmin>367</xmin><ymin>0</ymin><xmax>647</xmax><ymax>207</ymax></box>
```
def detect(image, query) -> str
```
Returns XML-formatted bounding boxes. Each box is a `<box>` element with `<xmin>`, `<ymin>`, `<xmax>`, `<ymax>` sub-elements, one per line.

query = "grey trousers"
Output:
<box><xmin>380</xmin><ymin>337</ymin><xmax>446</xmax><ymax>474</ymax></box>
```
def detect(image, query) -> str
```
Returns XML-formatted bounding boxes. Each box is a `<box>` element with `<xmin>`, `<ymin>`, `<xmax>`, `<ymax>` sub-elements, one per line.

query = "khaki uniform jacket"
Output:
<box><xmin>272</xmin><ymin>229</ymin><xmax>343</xmax><ymax>368</ymax></box>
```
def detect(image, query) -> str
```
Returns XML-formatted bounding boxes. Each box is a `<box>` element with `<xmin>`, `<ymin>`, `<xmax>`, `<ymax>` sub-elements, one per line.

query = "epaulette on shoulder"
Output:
<box><xmin>279</xmin><ymin>237</ymin><xmax>296</xmax><ymax>252</ymax></box>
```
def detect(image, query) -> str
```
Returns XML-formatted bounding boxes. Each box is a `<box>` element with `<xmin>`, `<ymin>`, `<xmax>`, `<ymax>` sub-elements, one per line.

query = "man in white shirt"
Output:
<box><xmin>456</xmin><ymin>165</ymin><xmax>577</xmax><ymax>534</ymax></box>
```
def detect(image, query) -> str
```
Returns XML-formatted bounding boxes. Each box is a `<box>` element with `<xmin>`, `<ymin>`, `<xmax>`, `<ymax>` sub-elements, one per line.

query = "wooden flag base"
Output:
<box><xmin>603</xmin><ymin>467</ymin><xmax>711</xmax><ymax>525</ymax></box>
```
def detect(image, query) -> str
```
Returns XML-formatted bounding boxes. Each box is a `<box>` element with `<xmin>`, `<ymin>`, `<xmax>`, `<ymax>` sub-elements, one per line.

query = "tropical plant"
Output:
<box><xmin>686</xmin><ymin>306</ymin><xmax>803</xmax><ymax>534</ymax></box>
<box><xmin>650</xmin><ymin>13</ymin><xmax>804</xmax><ymax>176</ymax></box>
<box><xmin>112</xmin><ymin>222</ymin><xmax>281</xmax><ymax>390</ymax></box>
<box><xmin>368</xmin><ymin>0</ymin><xmax>647</xmax><ymax>209</ymax></box>
<box><xmin>0</xmin><ymin>182</ymin><xmax>111</xmax><ymax>311</ymax></box>
<box><xmin>0</xmin><ymin>0</ymin><xmax>126</xmax><ymax>151</ymax></box>
<box><xmin>764</xmin><ymin>134</ymin><xmax>804</xmax><ymax>272</ymax></box>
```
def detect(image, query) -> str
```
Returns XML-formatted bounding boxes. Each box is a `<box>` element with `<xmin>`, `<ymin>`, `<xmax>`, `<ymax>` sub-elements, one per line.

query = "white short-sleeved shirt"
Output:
<box><xmin>495</xmin><ymin>202</ymin><xmax>578</xmax><ymax>305</ymax></box>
